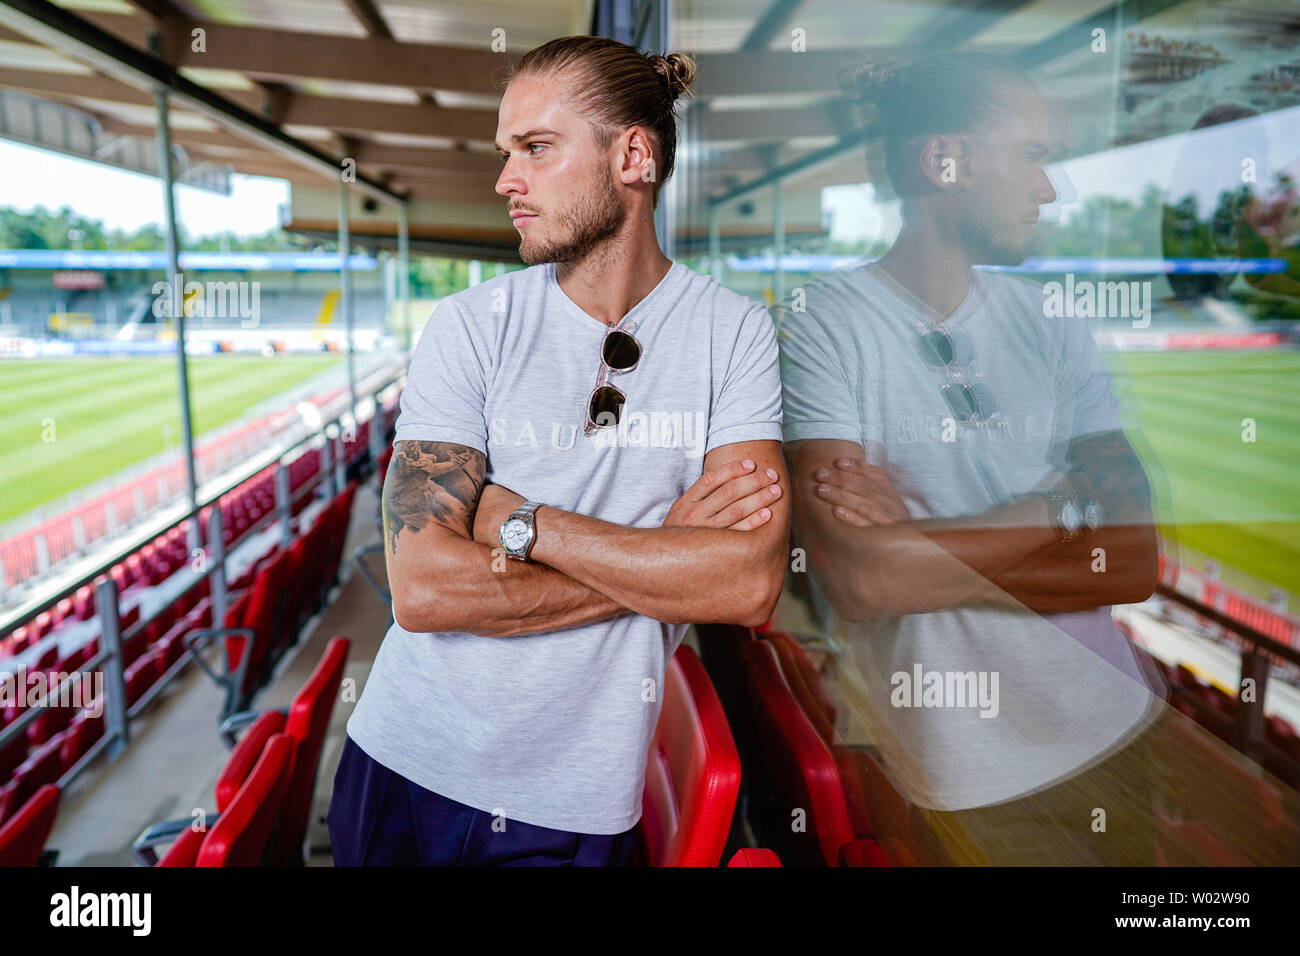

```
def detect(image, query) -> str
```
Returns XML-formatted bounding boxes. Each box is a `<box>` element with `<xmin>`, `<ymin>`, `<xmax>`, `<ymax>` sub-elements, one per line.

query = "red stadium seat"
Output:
<box><xmin>0</xmin><ymin>736</ymin><xmax>64</xmax><ymax>826</ymax></box>
<box><xmin>138</xmin><ymin>720</ymin><xmax>296</xmax><ymax>867</ymax></box>
<box><xmin>838</xmin><ymin>837</ymin><xmax>893</xmax><ymax>867</ymax></box>
<box><xmin>0</xmin><ymin>784</ymin><xmax>60</xmax><ymax>866</ymax></box>
<box><xmin>123</xmin><ymin>653</ymin><xmax>160</xmax><ymax>709</ymax></box>
<box><xmin>24</xmin><ymin>687</ymin><xmax>76</xmax><ymax>748</ymax></box>
<box><xmin>766</xmin><ymin>631</ymin><xmax>836</xmax><ymax>726</ymax></box>
<box><xmin>216</xmin><ymin>711</ymin><xmax>287</xmax><ymax>812</ymax></box>
<box><xmin>156</xmin><ymin>824</ymin><xmax>205</xmax><ymax>867</ymax></box>
<box><xmin>52</xmin><ymin>599</ymin><xmax>73</xmax><ymax>626</ymax></box>
<box><xmin>726</xmin><ymin>847</ymin><xmax>782</xmax><ymax>866</ymax></box>
<box><xmin>58</xmin><ymin>702</ymin><xmax>105</xmax><ymax>775</ymax></box>
<box><xmin>195</xmin><ymin>734</ymin><xmax>295</xmax><ymax>866</ymax></box>
<box><xmin>267</xmin><ymin>637</ymin><xmax>350</xmax><ymax>866</ymax></box>
<box><xmin>33</xmin><ymin>643</ymin><xmax>57</xmax><ymax>671</ymax></box>
<box><xmin>0</xmin><ymin>715</ymin><xmax>30</xmax><ymax>784</ymax></box>
<box><xmin>638</xmin><ymin>645</ymin><xmax>741</xmax><ymax>867</ymax></box>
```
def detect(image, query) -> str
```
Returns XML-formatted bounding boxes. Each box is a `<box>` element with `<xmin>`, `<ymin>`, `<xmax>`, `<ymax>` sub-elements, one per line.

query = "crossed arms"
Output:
<box><xmin>383</xmin><ymin>438</ymin><xmax>792</xmax><ymax>637</ymax></box>
<box><xmin>784</xmin><ymin>429</ymin><xmax>1159</xmax><ymax>621</ymax></box>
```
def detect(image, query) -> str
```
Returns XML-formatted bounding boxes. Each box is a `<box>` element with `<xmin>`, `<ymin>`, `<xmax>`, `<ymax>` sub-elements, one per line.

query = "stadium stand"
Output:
<box><xmin>0</xmin><ymin>394</ymin><xmax>387</xmax><ymax>863</ymax></box>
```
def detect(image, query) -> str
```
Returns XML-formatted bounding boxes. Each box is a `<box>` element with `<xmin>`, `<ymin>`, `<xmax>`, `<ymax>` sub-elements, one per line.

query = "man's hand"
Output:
<box><xmin>812</xmin><ymin>457</ymin><xmax>910</xmax><ymax>527</ymax></box>
<box><xmin>471</xmin><ymin>482</ymin><xmax>526</xmax><ymax>548</ymax></box>
<box><xmin>662</xmin><ymin>457</ymin><xmax>783</xmax><ymax>530</ymax></box>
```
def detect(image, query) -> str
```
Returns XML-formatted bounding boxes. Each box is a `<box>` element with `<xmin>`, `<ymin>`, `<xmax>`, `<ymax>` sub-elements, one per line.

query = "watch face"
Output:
<box><xmin>501</xmin><ymin>518</ymin><xmax>530</xmax><ymax>551</ymax></box>
<box><xmin>1060</xmin><ymin>501</ymin><xmax>1082</xmax><ymax>534</ymax></box>
<box><xmin>1083</xmin><ymin>502</ymin><xmax>1101</xmax><ymax>532</ymax></box>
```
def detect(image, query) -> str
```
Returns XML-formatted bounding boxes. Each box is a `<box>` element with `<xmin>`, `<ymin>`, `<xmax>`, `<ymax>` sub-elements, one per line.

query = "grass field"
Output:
<box><xmin>0</xmin><ymin>354</ymin><xmax>342</xmax><ymax>523</ymax></box>
<box><xmin>1108</xmin><ymin>349</ymin><xmax>1300</xmax><ymax>598</ymax></box>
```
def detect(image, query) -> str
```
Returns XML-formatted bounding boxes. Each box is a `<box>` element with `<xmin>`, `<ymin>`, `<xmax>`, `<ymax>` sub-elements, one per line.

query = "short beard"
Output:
<box><xmin>519</xmin><ymin>164</ymin><xmax>625</xmax><ymax>266</ymax></box>
<box><xmin>956</xmin><ymin>209</ymin><xmax>1028</xmax><ymax>267</ymax></box>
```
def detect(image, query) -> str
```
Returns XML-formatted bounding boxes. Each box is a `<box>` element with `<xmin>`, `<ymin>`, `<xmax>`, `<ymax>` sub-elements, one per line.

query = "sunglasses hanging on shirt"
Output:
<box><xmin>912</xmin><ymin>324</ymin><xmax>1001</xmax><ymax>427</ymax></box>
<box><xmin>584</xmin><ymin>318</ymin><xmax>642</xmax><ymax>435</ymax></box>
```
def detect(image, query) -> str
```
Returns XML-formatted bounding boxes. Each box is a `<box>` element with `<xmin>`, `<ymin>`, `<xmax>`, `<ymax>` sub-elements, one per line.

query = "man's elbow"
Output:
<box><xmin>1115</xmin><ymin>539</ymin><xmax>1160</xmax><ymax>606</ymax></box>
<box><xmin>733</xmin><ymin>554</ymin><xmax>787</xmax><ymax>629</ymax></box>
<box><xmin>391</xmin><ymin>575</ymin><xmax>456</xmax><ymax>634</ymax></box>
<box><xmin>392</xmin><ymin>594</ymin><xmax>438</xmax><ymax>634</ymax></box>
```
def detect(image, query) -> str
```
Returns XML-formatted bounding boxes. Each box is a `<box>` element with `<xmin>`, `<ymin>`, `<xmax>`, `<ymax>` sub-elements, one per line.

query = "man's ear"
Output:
<box><xmin>919</xmin><ymin>134</ymin><xmax>968</xmax><ymax>190</ymax></box>
<box><xmin>618</xmin><ymin>125</ymin><xmax>657</xmax><ymax>188</ymax></box>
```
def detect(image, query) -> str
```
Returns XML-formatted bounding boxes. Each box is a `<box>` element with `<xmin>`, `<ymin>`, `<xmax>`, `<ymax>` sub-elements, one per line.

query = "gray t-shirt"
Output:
<box><xmin>347</xmin><ymin>260</ymin><xmax>783</xmax><ymax>834</ymax></box>
<box><xmin>779</xmin><ymin>261</ymin><xmax>1160</xmax><ymax>811</ymax></box>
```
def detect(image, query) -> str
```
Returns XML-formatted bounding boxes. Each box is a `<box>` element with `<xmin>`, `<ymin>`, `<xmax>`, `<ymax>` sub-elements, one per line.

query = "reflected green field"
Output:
<box><xmin>1109</xmin><ymin>349</ymin><xmax>1300</xmax><ymax>597</ymax></box>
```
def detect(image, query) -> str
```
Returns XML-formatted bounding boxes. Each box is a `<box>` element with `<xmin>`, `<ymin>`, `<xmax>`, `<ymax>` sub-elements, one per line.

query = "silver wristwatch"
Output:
<box><xmin>499</xmin><ymin>501</ymin><xmax>543</xmax><ymax>561</ymax></box>
<box><xmin>1041</xmin><ymin>490</ymin><xmax>1100</xmax><ymax>544</ymax></box>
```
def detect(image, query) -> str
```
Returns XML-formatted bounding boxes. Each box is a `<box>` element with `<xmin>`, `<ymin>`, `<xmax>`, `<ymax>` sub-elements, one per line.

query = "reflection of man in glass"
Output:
<box><xmin>778</xmin><ymin>52</ymin><xmax>1167</xmax><ymax>864</ymax></box>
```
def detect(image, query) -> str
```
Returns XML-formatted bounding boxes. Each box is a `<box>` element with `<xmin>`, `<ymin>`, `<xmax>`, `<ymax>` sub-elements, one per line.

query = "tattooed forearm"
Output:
<box><xmin>382</xmin><ymin>440</ymin><xmax>486</xmax><ymax>554</ymax></box>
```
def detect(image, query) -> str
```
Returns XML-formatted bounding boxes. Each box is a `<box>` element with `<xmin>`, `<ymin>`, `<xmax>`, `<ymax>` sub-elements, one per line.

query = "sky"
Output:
<box><xmin>0</xmin><ymin>138</ymin><xmax>288</xmax><ymax>238</ymax></box>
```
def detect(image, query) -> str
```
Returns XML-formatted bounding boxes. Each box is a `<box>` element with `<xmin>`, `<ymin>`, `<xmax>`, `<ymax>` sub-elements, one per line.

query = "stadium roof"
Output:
<box><xmin>0</xmin><ymin>0</ymin><xmax>1296</xmax><ymax>256</ymax></box>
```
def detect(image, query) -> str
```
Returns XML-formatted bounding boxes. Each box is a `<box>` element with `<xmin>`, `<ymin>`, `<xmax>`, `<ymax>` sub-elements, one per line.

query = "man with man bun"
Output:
<box><xmin>328</xmin><ymin>36</ymin><xmax>790</xmax><ymax>867</ymax></box>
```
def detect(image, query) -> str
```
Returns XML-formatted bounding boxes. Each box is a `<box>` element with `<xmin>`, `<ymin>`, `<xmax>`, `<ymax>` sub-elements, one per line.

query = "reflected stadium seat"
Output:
<box><xmin>742</xmin><ymin>640</ymin><xmax>858</xmax><ymax>866</ymax></box>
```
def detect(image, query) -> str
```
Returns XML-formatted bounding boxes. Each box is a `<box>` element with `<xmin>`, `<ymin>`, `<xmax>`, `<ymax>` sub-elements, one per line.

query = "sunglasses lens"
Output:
<box><xmin>969</xmin><ymin>382</ymin><xmax>998</xmax><ymax>418</ymax></box>
<box><xmin>941</xmin><ymin>383</ymin><xmax>978</xmax><ymax>422</ymax></box>
<box><xmin>603</xmin><ymin>330</ymin><xmax>641</xmax><ymax>370</ymax></box>
<box><xmin>589</xmin><ymin>385</ymin><xmax>624</xmax><ymax>428</ymax></box>
<box><xmin>941</xmin><ymin>382</ymin><xmax>999</xmax><ymax>423</ymax></box>
<box><xmin>918</xmin><ymin>330</ymin><xmax>955</xmax><ymax>367</ymax></box>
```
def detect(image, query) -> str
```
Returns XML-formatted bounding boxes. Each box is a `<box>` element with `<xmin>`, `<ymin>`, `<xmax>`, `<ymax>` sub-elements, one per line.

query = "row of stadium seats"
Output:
<box><xmin>133</xmin><ymin>637</ymin><xmax>351</xmax><ymax>867</ymax></box>
<box><xmin>197</xmin><ymin>482</ymin><xmax>358</xmax><ymax>716</ymax></box>
<box><xmin>0</xmin><ymin>400</ymin><xmax>396</xmax><ymax>863</ymax></box>
<box><xmin>0</xmin><ymin>480</ymin><xmax>357</xmax><ymax>855</ymax></box>
<box><xmin>123</xmin><ymin>635</ymin><xmax>778</xmax><ymax>868</ymax></box>
<box><xmin>1149</xmin><ymin>655</ymin><xmax>1300</xmax><ymax>789</ymax></box>
<box><xmin>0</xmin><ymin>452</ymin><xmax>327</xmax><ymax>658</ymax></box>
<box><xmin>697</xmin><ymin>624</ymin><xmax>1300</xmax><ymax>867</ymax></box>
<box><xmin>0</xmin><ymin>487</ymin><xmax>360</xmax><ymax>855</ymax></box>
<box><xmin>0</xmin><ymin>399</ymin><xmax>384</xmax><ymax>600</ymax></box>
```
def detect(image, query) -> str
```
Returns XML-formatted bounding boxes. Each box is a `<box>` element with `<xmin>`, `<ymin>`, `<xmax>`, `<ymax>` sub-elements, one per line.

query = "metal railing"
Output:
<box><xmin>1152</xmin><ymin>577</ymin><xmax>1300</xmax><ymax>783</ymax></box>
<box><xmin>0</xmin><ymin>365</ymin><xmax>403</xmax><ymax>793</ymax></box>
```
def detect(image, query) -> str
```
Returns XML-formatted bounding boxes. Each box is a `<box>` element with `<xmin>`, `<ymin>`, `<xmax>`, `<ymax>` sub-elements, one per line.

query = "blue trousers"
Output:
<box><xmin>326</xmin><ymin>735</ymin><xmax>639</xmax><ymax>866</ymax></box>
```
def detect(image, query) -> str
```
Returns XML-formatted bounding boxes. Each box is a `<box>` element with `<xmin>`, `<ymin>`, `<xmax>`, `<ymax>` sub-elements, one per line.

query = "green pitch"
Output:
<box><xmin>1108</xmin><ymin>349</ymin><xmax>1300</xmax><ymax>600</ymax></box>
<box><xmin>0</xmin><ymin>354</ymin><xmax>342</xmax><ymax>524</ymax></box>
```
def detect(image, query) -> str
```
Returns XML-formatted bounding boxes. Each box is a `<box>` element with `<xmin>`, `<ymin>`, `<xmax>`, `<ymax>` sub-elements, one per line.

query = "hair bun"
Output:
<box><xmin>651</xmin><ymin>52</ymin><xmax>697</xmax><ymax>102</ymax></box>
<box><xmin>841</xmin><ymin>60</ymin><xmax>900</xmax><ymax>106</ymax></box>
